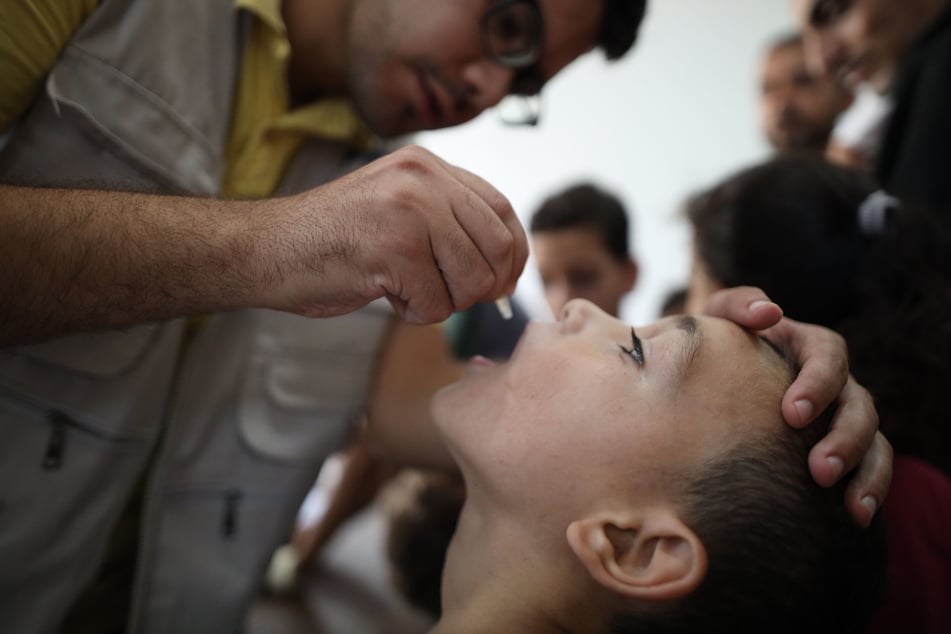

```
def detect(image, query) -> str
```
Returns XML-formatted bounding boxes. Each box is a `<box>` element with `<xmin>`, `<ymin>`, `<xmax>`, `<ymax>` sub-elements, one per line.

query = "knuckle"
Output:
<box><xmin>391</xmin><ymin>145</ymin><xmax>436</xmax><ymax>174</ymax></box>
<box><xmin>385</xmin><ymin>224</ymin><xmax>424</xmax><ymax>258</ymax></box>
<box><xmin>452</xmin><ymin>269</ymin><xmax>494</xmax><ymax>307</ymax></box>
<box><xmin>439</xmin><ymin>301</ymin><xmax>454</xmax><ymax>321</ymax></box>
<box><xmin>473</xmin><ymin>269</ymin><xmax>496</xmax><ymax>297</ymax></box>
<box><xmin>738</xmin><ymin>285</ymin><xmax>765</xmax><ymax>296</ymax></box>
<box><xmin>486</xmin><ymin>190</ymin><xmax>514</xmax><ymax>218</ymax></box>
<box><xmin>486</xmin><ymin>229</ymin><xmax>515</xmax><ymax>263</ymax></box>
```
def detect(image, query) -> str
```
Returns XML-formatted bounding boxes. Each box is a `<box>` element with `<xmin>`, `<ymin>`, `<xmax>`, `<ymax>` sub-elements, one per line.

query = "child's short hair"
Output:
<box><xmin>530</xmin><ymin>183</ymin><xmax>631</xmax><ymax>261</ymax></box>
<box><xmin>613</xmin><ymin>400</ymin><xmax>887</xmax><ymax>633</ymax></box>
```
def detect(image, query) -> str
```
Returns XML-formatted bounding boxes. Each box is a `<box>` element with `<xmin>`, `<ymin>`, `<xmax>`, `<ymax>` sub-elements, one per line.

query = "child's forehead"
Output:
<box><xmin>531</xmin><ymin>227</ymin><xmax>623</xmax><ymax>263</ymax></box>
<box><xmin>755</xmin><ymin>334</ymin><xmax>797</xmax><ymax>386</ymax></box>
<box><xmin>679</xmin><ymin>318</ymin><xmax>793</xmax><ymax>421</ymax></box>
<box><xmin>533</xmin><ymin>225</ymin><xmax>611</xmax><ymax>244</ymax></box>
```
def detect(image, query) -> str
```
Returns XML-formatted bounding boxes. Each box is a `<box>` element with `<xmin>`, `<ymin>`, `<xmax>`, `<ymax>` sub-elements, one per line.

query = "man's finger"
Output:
<box><xmin>431</xmin><ymin>209</ymin><xmax>500</xmax><ymax>311</ymax></box>
<box><xmin>807</xmin><ymin>377</ymin><xmax>879</xmax><ymax>485</ymax></box>
<box><xmin>391</xmin><ymin>250</ymin><xmax>455</xmax><ymax>325</ymax></box>
<box><xmin>762</xmin><ymin>318</ymin><xmax>850</xmax><ymax>427</ymax></box>
<box><xmin>442</xmin><ymin>161</ymin><xmax>528</xmax><ymax>296</ymax></box>
<box><xmin>841</xmin><ymin>432</ymin><xmax>892</xmax><ymax>528</ymax></box>
<box><xmin>702</xmin><ymin>286</ymin><xmax>783</xmax><ymax>330</ymax></box>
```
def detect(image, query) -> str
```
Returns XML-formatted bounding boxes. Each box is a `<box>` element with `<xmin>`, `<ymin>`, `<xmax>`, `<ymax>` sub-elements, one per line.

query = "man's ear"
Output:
<box><xmin>566</xmin><ymin>509</ymin><xmax>707</xmax><ymax>601</ymax></box>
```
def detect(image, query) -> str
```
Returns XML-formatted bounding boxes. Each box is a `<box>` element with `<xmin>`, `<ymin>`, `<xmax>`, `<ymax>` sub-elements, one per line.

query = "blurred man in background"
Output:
<box><xmin>792</xmin><ymin>0</ymin><xmax>951</xmax><ymax>216</ymax></box>
<box><xmin>529</xmin><ymin>182</ymin><xmax>638</xmax><ymax>319</ymax></box>
<box><xmin>759</xmin><ymin>32</ymin><xmax>853</xmax><ymax>153</ymax></box>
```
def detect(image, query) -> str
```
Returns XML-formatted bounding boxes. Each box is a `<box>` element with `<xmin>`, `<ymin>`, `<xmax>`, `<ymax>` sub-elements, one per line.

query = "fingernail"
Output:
<box><xmin>749</xmin><ymin>300</ymin><xmax>771</xmax><ymax>312</ymax></box>
<box><xmin>794</xmin><ymin>399</ymin><xmax>814</xmax><ymax>424</ymax></box>
<box><xmin>826</xmin><ymin>456</ymin><xmax>844</xmax><ymax>480</ymax></box>
<box><xmin>494</xmin><ymin>297</ymin><xmax>513</xmax><ymax>320</ymax></box>
<box><xmin>861</xmin><ymin>495</ymin><xmax>879</xmax><ymax>524</ymax></box>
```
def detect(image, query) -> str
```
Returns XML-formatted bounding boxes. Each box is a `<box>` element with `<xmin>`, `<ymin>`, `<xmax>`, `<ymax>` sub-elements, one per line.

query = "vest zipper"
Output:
<box><xmin>222</xmin><ymin>490</ymin><xmax>242</xmax><ymax>539</ymax></box>
<box><xmin>43</xmin><ymin>411</ymin><xmax>70</xmax><ymax>470</ymax></box>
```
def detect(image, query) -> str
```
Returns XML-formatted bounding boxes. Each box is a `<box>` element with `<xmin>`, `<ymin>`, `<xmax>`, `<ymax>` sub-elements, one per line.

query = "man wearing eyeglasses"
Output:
<box><xmin>791</xmin><ymin>0</ymin><xmax>951</xmax><ymax>219</ymax></box>
<box><xmin>0</xmin><ymin>0</ymin><xmax>646</xmax><ymax>344</ymax></box>
<box><xmin>758</xmin><ymin>33</ymin><xmax>853</xmax><ymax>155</ymax></box>
<box><xmin>0</xmin><ymin>1</ymin><xmax>891</xmax><ymax>632</ymax></box>
<box><xmin>0</xmin><ymin>2</ymin><xmax>649</xmax><ymax>632</ymax></box>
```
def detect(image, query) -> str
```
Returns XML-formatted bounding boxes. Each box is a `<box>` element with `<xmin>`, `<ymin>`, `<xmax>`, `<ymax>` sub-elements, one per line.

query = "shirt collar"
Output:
<box><xmin>234</xmin><ymin>0</ymin><xmax>286</xmax><ymax>35</ymax></box>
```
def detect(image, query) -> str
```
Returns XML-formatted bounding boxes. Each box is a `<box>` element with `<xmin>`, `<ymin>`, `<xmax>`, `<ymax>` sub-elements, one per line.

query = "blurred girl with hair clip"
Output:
<box><xmin>685</xmin><ymin>154</ymin><xmax>951</xmax><ymax>634</ymax></box>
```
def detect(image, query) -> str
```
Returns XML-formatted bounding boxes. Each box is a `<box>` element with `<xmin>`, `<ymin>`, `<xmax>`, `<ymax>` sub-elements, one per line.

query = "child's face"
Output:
<box><xmin>432</xmin><ymin>299</ymin><xmax>791</xmax><ymax>517</ymax></box>
<box><xmin>532</xmin><ymin>229</ymin><xmax>637</xmax><ymax>318</ymax></box>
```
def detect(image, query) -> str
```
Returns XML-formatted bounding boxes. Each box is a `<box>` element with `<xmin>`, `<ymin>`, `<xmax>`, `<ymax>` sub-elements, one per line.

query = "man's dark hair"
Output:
<box><xmin>530</xmin><ymin>183</ymin><xmax>631</xmax><ymax>260</ymax></box>
<box><xmin>687</xmin><ymin>154</ymin><xmax>951</xmax><ymax>477</ymax></box>
<box><xmin>612</xmin><ymin>402</ymin><xmax>888</xmax><ymax>633</ymax></box>
<box><xmin>599</xmin><ymin>0</ymin><xmax>649</xmax><ymax>60</ymax></box>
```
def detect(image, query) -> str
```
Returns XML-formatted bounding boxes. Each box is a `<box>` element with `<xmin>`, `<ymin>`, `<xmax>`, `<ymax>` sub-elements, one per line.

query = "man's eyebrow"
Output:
<box><xmin>672</xmin><ymin>315</ymin><xmax>704</xmax><ymax>382</ymax></box>
<box><xmin>810</xmin><ymin>0</ymin><xmax>848</xmax><ymax>26</ymax></box>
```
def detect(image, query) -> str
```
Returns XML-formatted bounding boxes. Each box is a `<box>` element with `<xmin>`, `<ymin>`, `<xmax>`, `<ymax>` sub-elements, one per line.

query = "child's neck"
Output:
<box><xmin>432</xmin><ymin>500</ymin><xmax>593</xmax><ymax>634</ymax></box>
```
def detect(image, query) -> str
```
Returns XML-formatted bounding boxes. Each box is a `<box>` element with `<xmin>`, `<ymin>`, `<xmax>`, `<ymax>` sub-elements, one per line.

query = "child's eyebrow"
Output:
<box><xmin>759</xmin><ymin>335</ymin><xmax>799</xmax><ymax>377</ymax></box>
<box><xmin>672</xmin><ymin>315</ymin><xmax>704</xmax><ymax>382</ymax></box>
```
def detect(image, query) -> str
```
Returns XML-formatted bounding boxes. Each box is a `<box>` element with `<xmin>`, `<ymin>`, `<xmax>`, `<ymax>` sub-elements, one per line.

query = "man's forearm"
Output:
<box><xmin>1</xmin><ymin>146</ymin><xmax>533</xmax><ymax>344</ymax></box>
<box><xmin>0</xmin><ymin>184</ymin><xmax>269</xmax><ymax>345</ymax></box>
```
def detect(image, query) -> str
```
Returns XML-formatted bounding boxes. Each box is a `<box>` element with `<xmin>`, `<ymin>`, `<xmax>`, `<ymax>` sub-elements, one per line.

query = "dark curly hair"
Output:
<box><xmin>687</xmin><ymin>154</ymin><xmax>951</xmax><ymax>477</ymax></box>
<box><xmin>599</xmin><ymin>0</ymin><xmax>649</xmax><ymax>60</ymax></box>
<box><xmin>612</xmin><ymin>402</ymin><xmax>886</xmax><ymax>633</ymax></box>
<box><xmin>530</xmin><ymin>182</ymin><xmax>631</xmax><ymax>260</ymax></box>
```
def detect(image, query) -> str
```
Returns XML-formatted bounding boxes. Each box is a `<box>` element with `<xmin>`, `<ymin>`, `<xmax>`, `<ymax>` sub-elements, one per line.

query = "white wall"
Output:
<box><xmin>417</xmin><ymin>0</ymin><xmax>795</xmax><ymax>325</ymax></box>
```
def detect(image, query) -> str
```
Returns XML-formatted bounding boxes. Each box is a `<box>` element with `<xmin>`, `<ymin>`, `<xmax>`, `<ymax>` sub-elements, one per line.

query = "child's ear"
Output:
<box><xmin>566</xmin><ymin>509</ymin><xmax>707</xmax><ymax>601</ymax></box>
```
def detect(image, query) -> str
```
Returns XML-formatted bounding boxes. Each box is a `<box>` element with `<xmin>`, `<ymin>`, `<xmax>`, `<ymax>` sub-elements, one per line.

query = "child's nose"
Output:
<box><xmin>559</xmin><ymin>298</ymin><xmax>602</xmax><ymax>334</ymax></box>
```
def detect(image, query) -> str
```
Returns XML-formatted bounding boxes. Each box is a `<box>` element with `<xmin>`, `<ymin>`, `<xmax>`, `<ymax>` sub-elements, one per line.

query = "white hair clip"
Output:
<box><xmin>858</xmin><ymin>190</ymin><xmax>898</xmax><ymax>235</ymax></box>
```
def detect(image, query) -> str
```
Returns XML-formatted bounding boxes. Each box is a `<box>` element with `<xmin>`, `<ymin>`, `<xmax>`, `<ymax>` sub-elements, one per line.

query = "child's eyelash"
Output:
<box><xmin>618</xmin><ymin>327</ymin><xmax>645</xmax><ymax>366</ymax></box>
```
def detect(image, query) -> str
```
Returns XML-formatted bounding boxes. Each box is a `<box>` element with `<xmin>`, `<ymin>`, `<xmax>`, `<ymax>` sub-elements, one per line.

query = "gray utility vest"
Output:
<box><xmin>0</xmin><ymin>1</ymin><xmax>393</xmax><ymax>631</ymax></box>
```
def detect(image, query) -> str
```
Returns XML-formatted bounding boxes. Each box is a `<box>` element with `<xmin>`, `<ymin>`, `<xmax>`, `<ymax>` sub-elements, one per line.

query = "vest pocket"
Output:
<box><xmin>0</xmin><ymin>393</ymin><xmax>152</xmax><ymax>632</ymax></box>
<box><xmin>235</xmin><ymin>308</ymin><xmax>392</xmax><ymax>464</ymax></box>
<box><xmin>0</xmin><ymin>321</ymin><xmax>180</xmax><ymax>444</ymax></box>
<box><xmin>138</xmin><ymin>487</ymin><xmax>305</xmax><ymax>634</ymax></box>
<box><xmin>236</xmin><ymin>351</ymin><xmax>368</xmax><ymax>463</ymax></box>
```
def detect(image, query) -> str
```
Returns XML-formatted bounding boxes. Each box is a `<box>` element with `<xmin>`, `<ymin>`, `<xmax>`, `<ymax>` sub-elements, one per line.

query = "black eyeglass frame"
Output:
<box><xmin>809</xmin><ymin>0</ymin><xmax>855</xmax><ymax>27</ymax></box>
<box><xmin>481</xmin><ymin>0</ymin><xmax>547</xmax><ymax>97</ymax></box>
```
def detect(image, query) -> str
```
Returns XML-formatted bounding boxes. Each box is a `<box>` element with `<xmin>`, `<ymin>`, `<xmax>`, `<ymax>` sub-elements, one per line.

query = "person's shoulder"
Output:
<box><xmin>886</xmin><ymin>456</ymin><xmax>951</xmax><ymax>525</ymax></box>
<box><xmin>0</xmin><ymin>0</ymin><xmax>101</xmax><ymax>130</ymax></box>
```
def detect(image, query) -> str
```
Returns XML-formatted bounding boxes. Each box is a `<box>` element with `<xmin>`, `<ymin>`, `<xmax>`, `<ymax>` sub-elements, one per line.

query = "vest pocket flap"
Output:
<box><xmin>235</xmin><ymin>306</ymin><xmax>393</xmax><ymax>462</ymax></box>
<box><xmin>237</xmin><ymin>353</ymin><xmax>370</xmax><ymax>462</ymax></box>
<box><xmin>0</xmin><ymin>322</ymin><xmax>178</xmax><ymax>444</ymax></box>
<box><xmin>11</xmin><ymin>324</ymin><xmax>160</xmax><ymax>378</ymax></box>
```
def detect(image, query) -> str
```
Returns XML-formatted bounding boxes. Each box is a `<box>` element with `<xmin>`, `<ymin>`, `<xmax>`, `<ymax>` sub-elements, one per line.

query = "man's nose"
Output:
<box><xmin>771</xmin><ymin>84</ymin><xmax>795</xmax><ymax>110</ymax></box>
<box><xmin>459</xmin><ymin>58</ymin><xmax>517</xmax><ymax>113</ymax></box>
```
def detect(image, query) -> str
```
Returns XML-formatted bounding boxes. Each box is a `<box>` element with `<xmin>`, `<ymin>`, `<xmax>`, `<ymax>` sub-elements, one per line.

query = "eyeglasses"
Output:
<box><xmin>810</xmin><ymin>0</ymin><xmax>854</xmax><ymax>26</ymax></box>
<box><xmin>482</xmin><ymin>0</ymin><xmax>546</xmax><ymax>125</ymax></box>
